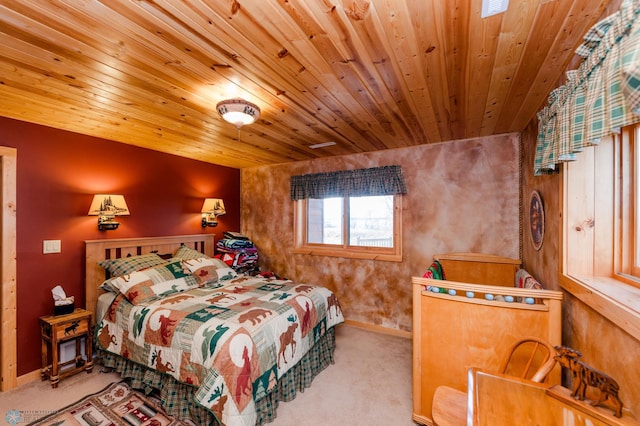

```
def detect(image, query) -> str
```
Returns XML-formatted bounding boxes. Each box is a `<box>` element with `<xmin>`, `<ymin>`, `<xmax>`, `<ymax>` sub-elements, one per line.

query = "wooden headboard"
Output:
<box><xmin>85</xmin><ymin>234</ymin><xmax>215</xmax><ymax>324</ymax></box>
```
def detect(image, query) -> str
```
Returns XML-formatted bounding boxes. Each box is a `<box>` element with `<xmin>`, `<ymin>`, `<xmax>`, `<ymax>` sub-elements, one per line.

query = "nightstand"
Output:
<box><xmin>40</xmin><ymin>308</ymin><xmax>93</xmax><ymax>388</ymax></box>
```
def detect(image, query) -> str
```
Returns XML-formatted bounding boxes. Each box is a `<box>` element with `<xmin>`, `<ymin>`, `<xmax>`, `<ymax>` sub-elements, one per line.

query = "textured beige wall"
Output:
<box><xmin>521</xmin><ymin>120</ymin><xmax>640</xmax><ymax>417</ymax></box>
<box><xmin>241</xmin><ymin>134</ymin><xmax>520</xmax><ymax>332</ymax></box>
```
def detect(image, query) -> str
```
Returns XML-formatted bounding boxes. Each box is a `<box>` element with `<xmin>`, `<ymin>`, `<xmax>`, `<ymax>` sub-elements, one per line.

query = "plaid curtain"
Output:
<box><xmin>534</xmin><ymin>0</ymin><xmax>640</xmax><ymax>175</ymax></box>
<box><xmin>290</xmin><ymin>165</ymin><xmax>406</xmax><ymax>200</ymax></box>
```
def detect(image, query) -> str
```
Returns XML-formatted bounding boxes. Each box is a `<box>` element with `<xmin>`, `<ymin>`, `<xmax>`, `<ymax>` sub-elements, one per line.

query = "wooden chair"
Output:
<box><xmin>431</xmin><ymin>337</ymin><xmax>557</xmax><ymax>426</ymax></box>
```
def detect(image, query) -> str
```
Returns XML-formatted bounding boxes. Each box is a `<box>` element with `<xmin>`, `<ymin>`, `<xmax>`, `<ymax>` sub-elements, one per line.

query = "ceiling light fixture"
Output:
<box><xmin>216</xmin><ymin>98</ymin><xmax>261</xmax><ymax>129</ymax></box>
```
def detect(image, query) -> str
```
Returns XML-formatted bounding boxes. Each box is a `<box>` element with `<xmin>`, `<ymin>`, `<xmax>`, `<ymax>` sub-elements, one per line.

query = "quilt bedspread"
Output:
<box><xmin>96</xmin><ymin>275</ymin><xmax>344</xmax><ymax>426</ymax></box>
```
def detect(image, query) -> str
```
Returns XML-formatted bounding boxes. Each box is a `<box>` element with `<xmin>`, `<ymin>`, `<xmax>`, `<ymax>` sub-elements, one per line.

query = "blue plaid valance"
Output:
<box><xmin>290</xmin><ymin>165</ymin><xmax>407</xmax><ymax>200</ymax></box>
<box><xmin>534</xmin><ymin>0</ymin><xmax>640</xmax><ymax>175</ymax></box>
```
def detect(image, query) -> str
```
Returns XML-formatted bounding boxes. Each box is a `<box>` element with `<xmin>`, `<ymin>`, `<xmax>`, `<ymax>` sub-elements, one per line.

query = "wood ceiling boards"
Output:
<box><xmin>0</xmin><ymin>0</ymin><xmax>617</xmax><ymax>168</ymax></box>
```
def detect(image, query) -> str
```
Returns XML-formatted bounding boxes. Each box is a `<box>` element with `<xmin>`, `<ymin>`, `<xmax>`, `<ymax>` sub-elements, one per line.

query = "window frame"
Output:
<box><xmin>613</xmin><ymin>125</ymin><xmax>639</xmax><ymax>282</ymax></box>
<box><xmin>293</xmin><ymin>194</ymin><xmax>403</xmax><ymax>262</ymax></box>
<box><xmin>560</xmin><ymin>124</ymin><xmax>640</xmax><ymax>342</ymax></box>
<box><xmin>632</xmin><ymin>126</ymin><xmax>640</xmax><ymax>278</ymax></box>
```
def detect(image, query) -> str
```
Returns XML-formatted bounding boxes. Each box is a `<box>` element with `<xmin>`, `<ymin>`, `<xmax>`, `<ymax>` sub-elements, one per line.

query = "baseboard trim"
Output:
<box><xmin>16</xmin><ymin>369</ymin><xmax>41</xmax><ymax>387</ymax></box>
<box><xmin>343</xmin><ymin>319</ymin><xmax>412</xmax><ymax>339</ymax></box>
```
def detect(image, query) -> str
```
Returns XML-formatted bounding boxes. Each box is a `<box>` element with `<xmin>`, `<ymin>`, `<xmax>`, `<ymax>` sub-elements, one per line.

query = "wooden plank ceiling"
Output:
<box><xmin>0</xmin><ymin>0</ymin><xmax>617</xmax><ymax>169</ymax></box>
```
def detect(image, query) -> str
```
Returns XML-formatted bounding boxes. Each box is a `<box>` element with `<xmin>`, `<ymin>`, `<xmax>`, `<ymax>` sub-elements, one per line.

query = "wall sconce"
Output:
<box><xmin>201</xmin><ymin>198</ymin><xmax>226</xmax><ymax>227</ymax></box>
<box><xmin>88</xmin><ymin>194</ymin><xmax>130</xmax><ymax>231</ymax></box>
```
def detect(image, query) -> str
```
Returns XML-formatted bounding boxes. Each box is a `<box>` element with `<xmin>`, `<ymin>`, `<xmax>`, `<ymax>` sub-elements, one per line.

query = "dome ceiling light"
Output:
<box><xmin>216</xmin><ymin>98</ymin><xmax>261</xmax><ymax>129</ymax></box>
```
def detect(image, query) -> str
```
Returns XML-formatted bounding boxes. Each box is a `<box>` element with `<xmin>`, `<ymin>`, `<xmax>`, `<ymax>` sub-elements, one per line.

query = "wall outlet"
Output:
<box><xmin>43</xmin><ymin>240</ymin><xmax>61</xmax><ymax>254</ymax></box>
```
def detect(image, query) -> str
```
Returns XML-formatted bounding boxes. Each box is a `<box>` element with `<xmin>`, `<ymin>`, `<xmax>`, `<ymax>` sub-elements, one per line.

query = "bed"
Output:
<box><xmin>85</xmin><ymin>234</ymin><xmax>344</xmax><ymax>426</ymax></box>
<box><xmin>411</xmin><ymin>253</ymin><xmax>563</xmax><ymax>425</ymax></box>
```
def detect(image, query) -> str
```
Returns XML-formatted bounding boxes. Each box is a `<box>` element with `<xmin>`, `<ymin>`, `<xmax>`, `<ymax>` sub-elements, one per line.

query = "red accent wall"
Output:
<box><xmin>0</xmin><ymin>116</ymin><xmax>241</xmax><ymax>375</ymax></box>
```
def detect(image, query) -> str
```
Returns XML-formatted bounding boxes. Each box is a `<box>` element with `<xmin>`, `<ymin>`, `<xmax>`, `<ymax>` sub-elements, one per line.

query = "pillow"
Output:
<box><xmin>104</xmin><ymin>261</ymin><xmax>199</xmax><ymax>304</ymax></box>
<box><xmin>516</xmin><ymin>269</ymin><xmax>543</xmax><ymax>290</ymax></box>
<box><xmin>182</xmin><ymin>257</ymin><xmax>237</xmax><ymax>286</ymax></box>
<box><xmin>515</xmin><ymin>269</ymin><xmax>543</xmax><ymax>304</ymax></box>
<box><xmin>173</xmin><ymin>245</ymin><xmax>211</xmax><ymax>260</ymax></box>
<box><xmin>98</xmin><ymin>253</ymin><xmax>166</xmax><ymax>277</ymax></box>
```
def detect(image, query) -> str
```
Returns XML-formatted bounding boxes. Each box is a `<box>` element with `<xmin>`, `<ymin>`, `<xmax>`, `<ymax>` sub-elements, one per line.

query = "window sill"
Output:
<box><xmin>292</xmin><ymin>247</ymin><xmax>402</xmax><ymax>262</ymax></box>
<box><xmin>559</xmin><ymin>274</ymin><xmax>640</xmax><ymax>342</ymax></box>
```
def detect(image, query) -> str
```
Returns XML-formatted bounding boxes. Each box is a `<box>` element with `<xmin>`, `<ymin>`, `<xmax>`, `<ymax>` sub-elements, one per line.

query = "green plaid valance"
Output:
<box><xmin>290</xmin><ymin>165</ymin><xmax>406</xmax><ymax>200</ymax></box>
<box><xmin>534</xmin><ymin>0</ymin><xmax>640</xmax><ymax>175</ymax></box>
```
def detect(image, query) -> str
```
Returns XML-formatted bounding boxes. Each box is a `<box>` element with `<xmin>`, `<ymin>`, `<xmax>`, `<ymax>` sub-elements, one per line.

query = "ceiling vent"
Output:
<box><xmin>481</xmin><ymin>0</ymin><xmax>509</xmax><ymax>18</ymax></box>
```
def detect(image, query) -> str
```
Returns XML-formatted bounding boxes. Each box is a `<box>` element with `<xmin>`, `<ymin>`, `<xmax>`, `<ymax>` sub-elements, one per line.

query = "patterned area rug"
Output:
<box><xmin>28</xmin><ymin>381</ymin><xmax>190</xmax><ymax>426</ymax></box>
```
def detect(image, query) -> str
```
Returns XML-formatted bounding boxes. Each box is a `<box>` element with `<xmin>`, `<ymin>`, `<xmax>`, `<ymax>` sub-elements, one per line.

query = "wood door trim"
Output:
<box><xmin>0</xmin><ymin>146</ymin><xmax>17</xmax><ymax>391</ymax></box>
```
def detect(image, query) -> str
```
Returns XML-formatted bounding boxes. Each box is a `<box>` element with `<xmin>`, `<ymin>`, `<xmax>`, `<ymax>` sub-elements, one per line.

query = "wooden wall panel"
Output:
<box><xmin>521</xmin><ymin>119</ymin><xmax>640</xmax><ymax>418</ymax></box>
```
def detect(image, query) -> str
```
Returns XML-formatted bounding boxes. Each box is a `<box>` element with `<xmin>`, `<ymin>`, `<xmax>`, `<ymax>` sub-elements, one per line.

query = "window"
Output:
<box><xmin>294</xmin><ymin>194</ymin><xmax>402</xmax><ymax>261</ymax></box>
<box><xmin>291</xmin><ymin>166</ymin><xmax>405</xmax><ymax>261</ymax></box>
<box><xmin>612</xmin><ymin>123</ymin><xmax>640</xmax><ymax>279</ymax></box>
<box><xmin>563</xmin><ymin>124</ymin><xmax>640</xmax><ymax>283</ymax></box>
<box><xmin>634</xmin><ymin>126</ymin><xmax>640</xmax><ymax>277</ymax></box>
<box><xmin>617</xmin><ymin>124</ymin><xmax>639</xmax><ymax>281</ymax></box>
<box><xmin>561</xmin><ymin>123</ymin><xmax>640</xmax><ymax>341</ymax></box>
<box><xmin>307</xmin><ymin>196</ymin><xmax>395</xmax><ymax>247</ymax></box>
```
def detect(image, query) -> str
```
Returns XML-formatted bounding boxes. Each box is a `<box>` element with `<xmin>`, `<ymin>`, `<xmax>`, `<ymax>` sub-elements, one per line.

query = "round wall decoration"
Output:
<box><xmin>529</xmin><ymin>190</ymin><xmax>544</xmax><ymax>251</ymax></box>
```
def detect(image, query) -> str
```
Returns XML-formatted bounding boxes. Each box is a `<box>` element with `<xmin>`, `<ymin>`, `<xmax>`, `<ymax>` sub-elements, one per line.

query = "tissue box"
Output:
<box><xmin>54</xmin><ymin>302</ymin><xmax>75</xmax><ymax>316</ymax></box>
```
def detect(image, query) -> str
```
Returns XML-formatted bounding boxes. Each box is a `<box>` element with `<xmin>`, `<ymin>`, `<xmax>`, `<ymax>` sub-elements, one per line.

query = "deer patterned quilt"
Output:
<box><xmin>96</xmin><ymin>275</ymin><xmax>344</xmax><ymax>426</ymax></box>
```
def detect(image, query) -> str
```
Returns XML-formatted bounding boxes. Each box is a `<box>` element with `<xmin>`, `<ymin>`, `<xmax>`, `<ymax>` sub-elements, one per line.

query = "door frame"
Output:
<box><xmin>0</xmin><ymin>146</ymin><xmax>17</xmax><ymax>391</ymax></box>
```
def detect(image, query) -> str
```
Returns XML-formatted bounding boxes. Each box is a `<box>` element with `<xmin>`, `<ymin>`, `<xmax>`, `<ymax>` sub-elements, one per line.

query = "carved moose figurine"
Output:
<box><xmin>554</xmin><ymin>346</ymin><xmax>624</xmax><ymax>418</ymax></box>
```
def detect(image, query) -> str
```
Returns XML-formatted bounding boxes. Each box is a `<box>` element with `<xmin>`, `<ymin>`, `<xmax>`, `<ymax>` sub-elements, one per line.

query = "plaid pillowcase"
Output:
<box><xmin>98</xmin><ymin>253</ymin><xmax>166</xmax><ymax>277</ymax></box>
<box><xmin>181</xmin><ymin>257</ymin><xmax>237</xmax><ymax>286</ymax></box>
<box><xmin>173</xmin><ymin>245</ymin><xmax>211</xmax><ymax>260</ymax></box>
<box><xmin>105</xmin><ymin>261</ymin><xmax>199</xmax><ymax>304</ymax></box>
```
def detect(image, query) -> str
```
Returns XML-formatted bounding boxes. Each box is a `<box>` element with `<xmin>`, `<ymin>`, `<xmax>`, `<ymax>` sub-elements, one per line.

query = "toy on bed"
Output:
<box><xmin>411</xmin><ymin>252</ymin><xmax>563</xmax><ymax>426</ymax></box>
<box><xmin>85</xmin><ymin>235</ymin><xmax>344</xmax><ymax>426</ymax></box>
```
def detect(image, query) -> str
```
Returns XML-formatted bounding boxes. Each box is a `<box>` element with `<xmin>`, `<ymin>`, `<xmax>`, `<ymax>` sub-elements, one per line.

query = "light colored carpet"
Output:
<box><xmin>0</xmin><ymin>324</ymin><xmax>415</xmax><ymax>425</ymax></box>
<box><xmin>272</xmin><ymin>324</ymin><xmax>415</xmax><ymax>426</ymax></box>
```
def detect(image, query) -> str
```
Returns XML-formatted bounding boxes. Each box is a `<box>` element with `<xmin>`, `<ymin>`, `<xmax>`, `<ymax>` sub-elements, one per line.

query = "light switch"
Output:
<box><xmin>43</xmin><ymin>240</ymin><xmax>61</xmax><ymax>254</ymax></box>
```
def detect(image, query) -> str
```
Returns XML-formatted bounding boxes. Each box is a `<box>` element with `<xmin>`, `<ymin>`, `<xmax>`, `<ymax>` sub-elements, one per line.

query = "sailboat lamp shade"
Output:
<box><xmin>201</xmin><ymin>198</ymin><xmax>226</xmax><ymax>227</ymax></box>
<box><xmin>201</xmin><ymin>198</ymin><xmax>226</xmax><ymax>216</ymax></box>
<box><xmin>88</xmin><ymin>194</ymin><xmax>130</xmax><ymax>216</ymax></box>
<box><xmin>88</xmin><ymin>194</ymin><xmax>129</xmax><ymax>231</ymax></box>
